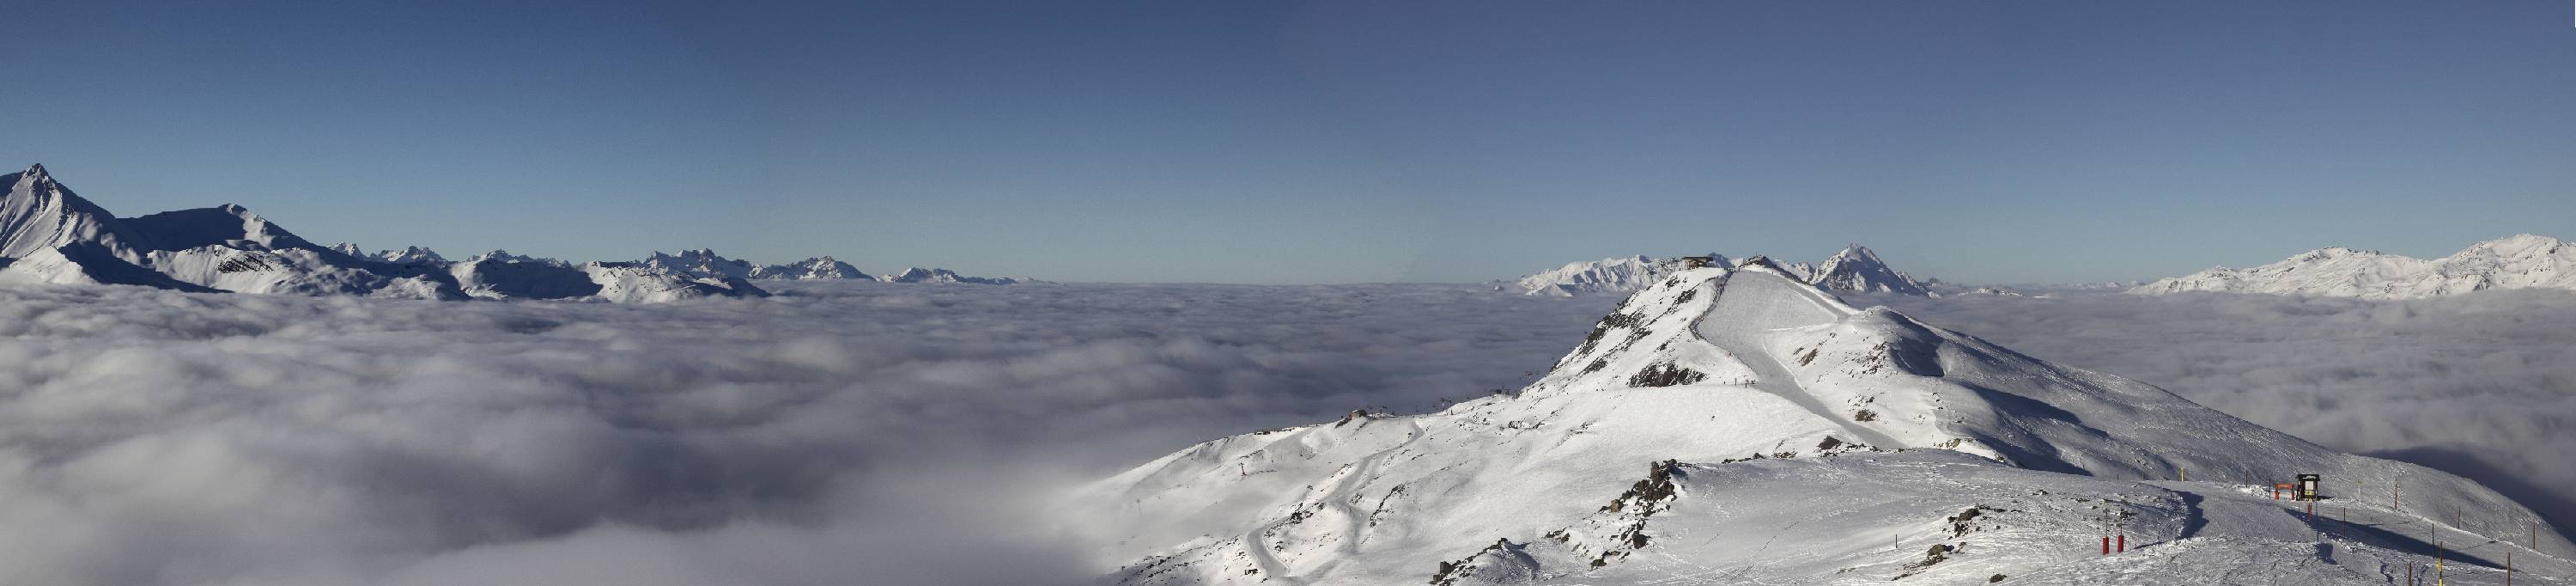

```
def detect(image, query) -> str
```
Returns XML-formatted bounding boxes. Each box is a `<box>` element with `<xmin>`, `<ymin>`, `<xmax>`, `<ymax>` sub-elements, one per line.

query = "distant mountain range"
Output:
<box><xmin>2130</xmin><ymin>235</ymin><xmax>2573</xmax><ymax>299</ymax></box>
<box><xmin>1504</xmin><ymin>244</ymin><xmax>1937</xmax><ymax>297</ymax></box>
<box><xmin>0</xmin><ymin>164</ymin><xmax>1028</xmax><ymax>303</ymax></box>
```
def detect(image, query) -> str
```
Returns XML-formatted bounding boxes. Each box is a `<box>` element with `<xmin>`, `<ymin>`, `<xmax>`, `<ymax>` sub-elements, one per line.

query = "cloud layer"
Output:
<box><xmin>0</xmin><ymin>281</ymin><xmax>1608</xmax><ymax>585</ymax></box>
<box><xmin>1858</xmin><ymin>290</ymin><xmax>2576</xmax><ymax>539</ymax></box>
<box><xmin>15</xmin><ymin>278</ymin><xmax>2568</xmax><ymax>584</ymax></box>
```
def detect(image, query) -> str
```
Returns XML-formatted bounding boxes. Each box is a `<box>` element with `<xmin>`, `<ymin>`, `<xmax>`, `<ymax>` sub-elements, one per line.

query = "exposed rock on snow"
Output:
<box><xmin>643</xmin><ymin>248</ymin><xmax>756</xmax><ymax>281</ymax></box>
<box><xmin>2132</xmin><ymin>235</ymin><xmax>2576</xmax><ymax>299</ymax></box>
<box><xmin>1072</xmin><ymin>263</ymin><xmax>2571</xmax><ymax>584</ymax></box>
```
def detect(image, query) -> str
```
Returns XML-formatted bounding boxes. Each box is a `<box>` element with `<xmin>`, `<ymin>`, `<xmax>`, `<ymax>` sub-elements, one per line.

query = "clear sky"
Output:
<box><xmin>3</xmin><ymin>0</ymin><xmax>2569</xmax><ymax>284</ymax></box>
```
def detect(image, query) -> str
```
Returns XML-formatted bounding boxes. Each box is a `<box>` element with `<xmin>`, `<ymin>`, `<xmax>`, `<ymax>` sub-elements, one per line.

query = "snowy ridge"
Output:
<box><xmin>1505</xmin><ymin>244</ymin><xmax>1935</xmax><ymax>297</ymax></box>
<box><xmin>2132</xmin><ymin>235</ymin><xmax>2576</xmax><ymax>299</ymax></box>
<box><xmin>0</xmin><ymin>165</ymin><xmax>760</xmax><ymax>303</ymax></box>
<box><xmin>879</xmin><ymin>266</ymin><xmax>1021</xmax><ymax>284</ymax></box>
<box><xmin>1072</xmin><ymin>259</ymin><xmax>2571</xmax><ymax>584</ymax></box>
<box><xmin>0</xmin><ymin>164</ymin><xmax>1033</xmax><ymax>302</ymax></box>
<box><xmin>644</xmin><ymin>248</ymin><xmax>757</xmax><ymax>281</ymax></box>
<box><xmin>1505</xmin><ymin>254</ymin><xmax>1724</xmax><ymax>297</ymax></box>
<box><xmin>374</xmin><ymin>245</ymin><xmax>447</xmax><ymax>265</ymax></box>
<box><xmin>750</xmin><ymin>256</ymin><xmax>872</xmax><ymax>281</ymax></box>
<box><xmin>0</xmin><ymin>164</ymin><xmax>155</xmax><ymax>259</ymax></box>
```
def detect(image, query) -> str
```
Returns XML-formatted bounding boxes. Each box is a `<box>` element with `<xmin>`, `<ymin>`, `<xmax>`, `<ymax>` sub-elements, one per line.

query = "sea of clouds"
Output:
<box><xmin>8</xmin><ymin>278</ymin><xmax>2573</xmax><ymax>585</ymax></box>
<box><xmin>0</xmin><ymin>281</ymin><xmax>1608</xmax><ymax>585</ymax></box>
<box><xmin>1859</xmin><ymin>289</ymin><xmax>2576</xmax><ymax>542</ymax></box>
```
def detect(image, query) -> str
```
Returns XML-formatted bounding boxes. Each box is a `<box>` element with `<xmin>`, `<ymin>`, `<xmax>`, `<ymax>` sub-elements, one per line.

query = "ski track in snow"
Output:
<box><xmin>1693</xmin><ymin>271</ymin><xmax>1901</xmax><ymax>449</ymax></box>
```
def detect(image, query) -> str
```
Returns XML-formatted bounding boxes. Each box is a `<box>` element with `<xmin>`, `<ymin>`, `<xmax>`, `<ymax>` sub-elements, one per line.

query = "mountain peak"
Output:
<box><xmin>1079</xmin><ymin>264</ymin><xmax>2565</xmax><ymax>584</ymax></box>
<box><xmin>21</xmin><ymin>163</ymin><xmax>47</xmax><ymax>181</ymax></box>
<box><xmin>1824</xmin><ymin>243</ymin><xmax>1885</xmax><ymax>264</ymax></box>
<box><xmin>1808</xmin><ymin>243</ymin><xmax>1931</xmax><ymax>296</ymax></box>
<box><xmin>2135</xmin><ymin>234</ymin><xmax>2575</xmax><ymax>299</ymax></box>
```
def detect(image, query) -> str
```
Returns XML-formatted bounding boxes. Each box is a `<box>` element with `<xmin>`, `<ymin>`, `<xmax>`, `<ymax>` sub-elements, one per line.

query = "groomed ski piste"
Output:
<box><xmin>1071</xmin><ymin>259</ymin><xmax>2575</xmax><ymax>585</ymax></box>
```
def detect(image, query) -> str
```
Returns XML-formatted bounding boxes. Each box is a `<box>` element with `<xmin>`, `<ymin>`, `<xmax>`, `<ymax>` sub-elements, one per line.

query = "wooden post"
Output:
<box><xmin>2504</xmin><ymin>551</ymin><xmax>2511</xmax><ymax>586</ymax></box>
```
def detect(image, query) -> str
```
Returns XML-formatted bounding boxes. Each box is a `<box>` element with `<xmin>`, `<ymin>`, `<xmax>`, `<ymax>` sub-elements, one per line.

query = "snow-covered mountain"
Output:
<box><xmin>637</xmin><ymin>248</ymin><xmax>1024</xmax><ymax>284</ymax></box>
<box><xmin>0</xmin><ymin>165</ymin><xmax>762</xmax><ymax>303</ymax></box>
<box><xmin>335</xmin><ymin>242</ymin><xmax>447</xmax><ymax>266</ymax></box>
<box><xmin>2131</xmin><ymin>235</ymin><xmax>2576</xmax><ymax>299</ymax></box>
<box><xmin>1505</xmin><ymin>244</ymin><xmax>1934</xmax><ymax>297</ymax></box>
<box><xmin>1072</xmin><ymin>258</ymin><xmax>2570</xmax><ymax>584</ymax></box>
<box><xmin>1504</xmin><ymin>254</ymin><xmax>1726</xmax><ymax>297</ymax></box>
<box><xmin>643</xmin><ymin>248</ymin><xmax>756</xmax><ymax>281</ymax></box>
<box><xmin>1809</xmin><ymin>243</ymin><xmax>1935</xmax><ymax>296</ymax></box>
<box><xmin>750</xmin><ymin>256</ymin><xmax>872</xmax><ymax>281</ymax></box>
<box><xmin>878</xmin><ymin>266</ymin><xmax>1021</xmax><ymax>284</ymax></box>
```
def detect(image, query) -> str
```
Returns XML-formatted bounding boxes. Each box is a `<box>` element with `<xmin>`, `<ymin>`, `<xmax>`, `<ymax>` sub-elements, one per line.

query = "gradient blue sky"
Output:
<box><xmin>3</xmin><ymin>0</ymin><xmax>2569</xmax><ymax>284</ymax></box>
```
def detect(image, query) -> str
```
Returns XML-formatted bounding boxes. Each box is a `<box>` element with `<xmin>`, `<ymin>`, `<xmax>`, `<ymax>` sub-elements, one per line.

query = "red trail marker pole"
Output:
<box><xmin>2099</xmin><ymin>536</ymin><xmax>2108</xmax><ymax>555</ymax></box>
<box><xmin>2117</xmin><ymin>534</ymin><xmax>2124</xmax><ymax>552</ymax></box>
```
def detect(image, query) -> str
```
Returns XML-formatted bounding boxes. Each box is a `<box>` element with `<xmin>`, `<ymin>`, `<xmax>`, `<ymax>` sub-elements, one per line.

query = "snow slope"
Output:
<box><xmin>1073</xmin><ymin>259</ymin><xmax>2570</xmax><ymax>585</ymax></box>
<box><xmin>2132</xmin><ymin>235</ymin><xmax>2576</xmax><ymax>299</ymax></box>
<box><xmin>1505</xmin><ymin>245</ymin><xmax>1934</xmax><ymax>297</ymax></box>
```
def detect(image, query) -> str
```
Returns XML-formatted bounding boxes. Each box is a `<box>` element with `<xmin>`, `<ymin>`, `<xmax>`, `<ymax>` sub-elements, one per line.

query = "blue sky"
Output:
<box><xmin>3</xmin><ymin>0</ymin><xmax>2569</xmax><ymax>284</ymax></box>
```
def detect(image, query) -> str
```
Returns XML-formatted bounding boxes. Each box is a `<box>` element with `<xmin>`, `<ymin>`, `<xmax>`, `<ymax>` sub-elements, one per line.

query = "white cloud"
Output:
<box><xmin>0</xmin><ymin>281</ymin><xmax>1607</xmax><ymax>585</ymax></box>
<box><xmin>23</xmin><ymin>277</ymin><xmax>2558</xmax><ymax>584</ymax></box>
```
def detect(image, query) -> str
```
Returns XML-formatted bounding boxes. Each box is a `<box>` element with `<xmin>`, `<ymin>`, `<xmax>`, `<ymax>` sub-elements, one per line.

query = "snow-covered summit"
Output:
<box><xmin>462</xmin><ymin>249</ymin><xmax>571</xmax><ymax>268</ymax></box>
<box><xmin>643</xmin><ymin>248</ymin><xmax>756</xmax><ymax>280</ymax></box>
<box><xmin>1073</xmin><ymin>260</ymin><xmax>2568</xmax><ymax>584</ymax></box>
<box><xmin>750</xmin><ymin>256</ymin><xmax>872</xmax><ymax>281</ymax></box>
<box><xmin>1504</xmin><ymin>244</ymin><xmax>1934</xmax><ymax>297</ymax></box>
<box><xmin>1505</xmin><ymin>254</ymin><xmax>1724</xmax><ymax>297</ymax></box>
<box><xmin>879</xmin><ymin>266</ymin><xmax>1019</xmax><ymax>284</ymax></box>
<box><xmin>376</xmin><ymin>246</ymin><xmax>447</xmax><ymax>265</ymax></box>
<box><xmin>0</xmin><ymin>163</ymin><xmax>155</xmax><ymax>259</ymax></box>
<box><xmin>1809</xmin><ymin>243</ymin><xmax>1935</xmax><ymax>296</ymax></box>
<box><xmin>2131</xmin><ymin>235</ymin><xmax>2576</xmax><ymax>299</ymax></box>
